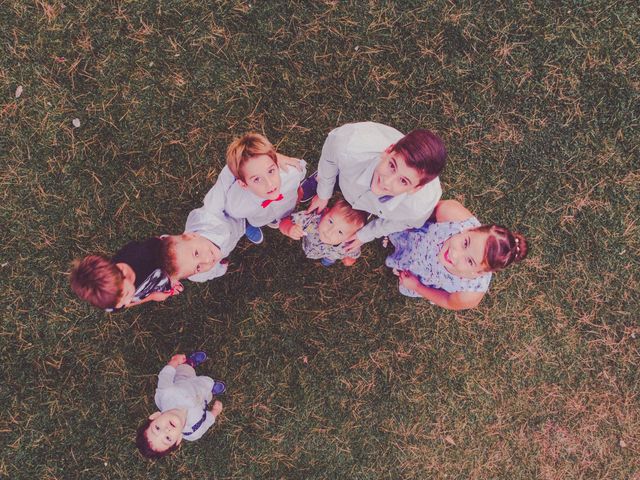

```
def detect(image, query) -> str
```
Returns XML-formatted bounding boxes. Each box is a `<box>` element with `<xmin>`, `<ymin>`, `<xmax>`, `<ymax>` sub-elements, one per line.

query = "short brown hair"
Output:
<box><xmin>329</xmin><ymin>199</ymin><xmax>368</xmax><ymax>229</ymax></box>
<box><xmin>392</xmin><ymin>129</ymin><xmax>446</xmax><ymax>186</ymax></box>
<box><xmin>136</xmin><ymin>419</ymin><xmax>180</xmax><ymax>459</ymax></box>
<box><xmin>226</xmin><ymin>133</ymin><xmax>277</xmax><ymax>181</ymax></box>
<box><xmin>159</xmin><ymin>236</ymin><xmax>179</xmax><ymax>277</ymax></box>
<box><xmin>70</xmin><ymin>255</ymin><xmax>123</xmax><ymax>309</ymax></box>
<box><xmin>475</xmin><ymin>225</ymin><xmax>529</xmax><ymax>272</ymax></box>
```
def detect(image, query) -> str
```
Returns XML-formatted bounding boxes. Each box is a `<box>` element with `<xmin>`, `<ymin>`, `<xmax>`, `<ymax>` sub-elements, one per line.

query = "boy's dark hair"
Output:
<box><xmin>69</xmin><ymin>255</ymin><xmax>123</xmax><ymax>309</ymax></box>
<box><xmin>136</xmin><ymin>418</ymin><xmax>180</xmax><ymax>459</ymax></box>
<box><xmin>159</xmin><ymin>236</ymin><xmax>179</xmax><ymax>278</ymax></box>
<box><xmin>392</xmin><ymin>129</ymin><xmax>446</xmax><ymax>186</ymax></box>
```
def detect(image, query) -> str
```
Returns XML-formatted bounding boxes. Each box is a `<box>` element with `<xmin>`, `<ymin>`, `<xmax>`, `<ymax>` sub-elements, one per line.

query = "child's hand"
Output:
<box><xmin>168</xmin><ymin>354</ymin><xmax>187</xmax><ymax>368</ymax></box>
<box><xmin>306</xmin><ymin>195</ymin><xmax>329</xmax><ymax>214</ymax></box>
<box><xmin>287</xmin><ymin>224</ymin><xmax>306</xmax><ymax>240</ymax></box>
<box><xmin>279</xmin><ymin>217</ymin><xmax>305</xmax><ymax>240</ymax></box>
<box><xmin>148</xmin><ymin>291</ymin><xmax>173</xmax><ymax>302</ymax></box>
<box><xmin>398</xmin><ymin>270</ymin><xmax>421</xmax><ymax>292</ymax></box>
<box><xmin>210</xmin><ymin>400</ymin><xmax>223</xmax><ymax>417</ymax></box>
<box><xmin>343</xmin><ymin>233</ymin><xmax>364</xmax><ymax>253</ymax></box>
<box><xmin>276</xmin><ymin>153</ymin><xmax>302</xmax><ymax>172</ymax></box>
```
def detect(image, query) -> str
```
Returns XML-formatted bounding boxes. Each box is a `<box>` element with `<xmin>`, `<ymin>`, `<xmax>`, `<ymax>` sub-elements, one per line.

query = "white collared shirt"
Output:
<box><xmin>316</xmin><ymin>122</ymin><xmax>442</xmax><ymax>243</ymax></box>
<box><xmin>155</xmin><ymin>365</ymin><xmax>215</xmax><ymax>442</ymax></box>
<box><xmin>184</xmin><ymin>166</ymin><xmax>246</xmax><ymax>282</ymax></box>
<box><xmin>225</xmin><ymin>160</ymin><xmax>307</xmax><ymax>226</ymax></box>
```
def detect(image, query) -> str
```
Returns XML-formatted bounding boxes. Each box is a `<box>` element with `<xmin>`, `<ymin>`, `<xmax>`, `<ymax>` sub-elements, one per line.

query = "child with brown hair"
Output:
<box><xmin>223</xmin><ymin>132</ymin><xmax>306</xmax><ymax>244</ymax></box>
<box><xmin>279</xmin><ymin>199</ymin><xmax>368</xmax><ymax>267</ymax></box>
<box><xmin>70</xmin><ymin>237</ymin><xmax>182</xmax><ymax>312</ymax></box>
<box><xmin>385</xmin><ymin>200</ymin><xmax>529</xmax><ymax>310</ymax></box>
<box><xmin>136</xmin><ymin>351</ymin><xmax>226</xmax><ymax>459</ymax></box>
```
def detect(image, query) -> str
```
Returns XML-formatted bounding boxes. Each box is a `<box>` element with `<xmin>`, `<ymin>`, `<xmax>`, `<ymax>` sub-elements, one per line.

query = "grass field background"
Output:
<box><xmin>1</xmin><ymin>1</ymin><xmax>638</xmax><ymax>479</ymax></box>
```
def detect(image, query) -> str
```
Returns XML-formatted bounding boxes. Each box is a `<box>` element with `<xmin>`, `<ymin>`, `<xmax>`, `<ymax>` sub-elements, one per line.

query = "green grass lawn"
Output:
<box><xmin>1</xmin><ymin>1</ymin><xmax>638</xmax><ymax>478</ymax></box>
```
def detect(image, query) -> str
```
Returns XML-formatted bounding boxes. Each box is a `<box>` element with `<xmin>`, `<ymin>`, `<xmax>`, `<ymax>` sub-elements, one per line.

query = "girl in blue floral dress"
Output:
<box><xmin>386</xmin><ymin>200</ymin><xmax>528</xmax><ymax>310</ymax></box>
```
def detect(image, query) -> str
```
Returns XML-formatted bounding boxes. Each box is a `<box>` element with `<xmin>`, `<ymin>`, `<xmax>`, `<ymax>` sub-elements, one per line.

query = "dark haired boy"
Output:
<box><xmin>136</xmin><ymin>352</ymin><xmax>226</xmax><ymax>459</ymax></box>
<box><xmin>70</xmin><ymin>237</ymin><xmax>182</xmax><ymax>312</ymax></box>
<box><xmin>303</xmin><ymin>121</ymin><xmax>447</xmax><ymax>253</ymax></box>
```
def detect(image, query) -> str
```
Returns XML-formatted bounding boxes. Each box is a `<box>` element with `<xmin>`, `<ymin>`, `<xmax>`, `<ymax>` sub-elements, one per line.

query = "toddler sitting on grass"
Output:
<box><xmin>136</xmin><ymin>352</ymin><xmax>226</xmax><ymax>459</ymax></box>
<box><xmin>279</xmin><ymin>199</ymin><xmax>368</xmax><ymax>266</ymax></box>
<box><xmin>70</xmin><ymin>237</ymin><xmax>182</xmax><ymax>312</ymax></box>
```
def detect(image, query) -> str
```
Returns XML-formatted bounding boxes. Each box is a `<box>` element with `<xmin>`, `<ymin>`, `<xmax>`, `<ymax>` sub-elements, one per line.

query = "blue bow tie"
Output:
<box><xmin>378</xmin><ymin>195</ymin><xmax>393</xmax><ymax>203</ymax></box>
<box><xmin>182</xmin><ymin>401</ymin><xmax>208</xmax><ymax>436</ymax></box>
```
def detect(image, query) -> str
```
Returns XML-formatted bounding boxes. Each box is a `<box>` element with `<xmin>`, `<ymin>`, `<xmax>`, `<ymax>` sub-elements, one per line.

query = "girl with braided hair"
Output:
<box><xmin>385</xmin><ymin>200</ymin><xmax>528</xmax><ymax>310</ymax></box>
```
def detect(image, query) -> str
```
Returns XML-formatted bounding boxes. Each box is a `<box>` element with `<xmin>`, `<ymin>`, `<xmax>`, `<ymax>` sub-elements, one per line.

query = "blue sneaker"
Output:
<box><xmin>299</xmin><ymin>171</ymin><xmax>318</xmax><ymax>203</ymax></box>
<box><xmin>245</xmin><ymin>224</ymin><xmax>264</xmax><ymax>244</ymax></box>
<box><xmin>212</xmin><ymin>380</ymin><xmax>227</xmax><ymax>395</ymax></box>
<box><xmin>320</xmin><ymin>258</ymin><xmax>335</xmax><ymax>267</ymax></box>
<box><xmin>186</xmin><ymin>351</ymin><xmax>208</xmax><ymax>368</ymax></box>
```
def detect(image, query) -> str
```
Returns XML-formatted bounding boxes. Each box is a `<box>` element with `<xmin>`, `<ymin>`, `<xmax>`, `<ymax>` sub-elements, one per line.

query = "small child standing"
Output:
<box><xmin>136</xmin><ymin>352</ymin><xmax>226</xmax><ymax>459</ymax></box>
<box><xmin>223</xmin><ymin>133</ymin><xmax>306</xmax><ymax>244</ymax></box>
<box><xmin>70</xmin><ymin>237</ymin><xmax>182</xmax><ymax>312</ymax></box>
<box><xmin>279</xmin><ymin>199</ymin><xmax>368</xmax><ymax>266</ymax></box>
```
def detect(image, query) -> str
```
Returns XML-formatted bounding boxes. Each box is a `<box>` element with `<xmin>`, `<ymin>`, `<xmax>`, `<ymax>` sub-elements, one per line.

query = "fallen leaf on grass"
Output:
<box><xmin>444</xmin><ymin>435</ymin><xmax>456</xmax><ymax>446</ymax></box>
<box><xmin>15</xmin><ymin>86</ymin><xmax>23</xmax><ymax>98</ymax></box>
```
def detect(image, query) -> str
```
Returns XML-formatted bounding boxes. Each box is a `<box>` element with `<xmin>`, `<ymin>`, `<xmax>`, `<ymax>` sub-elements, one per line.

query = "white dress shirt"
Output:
<box><xmin>316</xmin><ymin>122</ymin><xmax>442</xmax><ymax>243</ymax></box>
<box><xmin>154</xmin><ymin>365</ymin><xmax>215</xmax><ymax>442</ymax></box>
<box><xmin>185</xmin><ymin>166</ymin><xmax>246</xmax><ymax>282</ymax></box>
<box><xmin>225</xmin><ymin>160</ymin><xmax>307</xmax><ymax>226</ymax></box>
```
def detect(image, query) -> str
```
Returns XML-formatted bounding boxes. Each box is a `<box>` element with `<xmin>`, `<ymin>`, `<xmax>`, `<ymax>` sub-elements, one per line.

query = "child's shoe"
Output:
<box><xmin>212</xmin><ymin>380</ymin><xmax>227</xmax><ymax>395</ymax></box>
<box><xmin>320</xmin><ymin>258</ymin><xmax>335</xmax><ymax>267</ymax></box>
<box><xmin>245</xmin><ymin>224</ymin><xmax>264</xmax><ymax>244</ymax></box>
<box><xmin>186</xmin><ymin>351</ymin><xmax>208</xmax><ymax>368</ymax></box>
<box><xmin>342</xmin><ymin>257</ymin><xmax>357</xmax><ymax>267</ymax></box>
<box><xmin>266</xmin><ymin>219</ymin><xmax>280</xmax><ymax>229</ymax></box>
<box><xmin>299</xmin><ymin>171</ymin><xmax>318</xmax><ymax>203</ymax></box>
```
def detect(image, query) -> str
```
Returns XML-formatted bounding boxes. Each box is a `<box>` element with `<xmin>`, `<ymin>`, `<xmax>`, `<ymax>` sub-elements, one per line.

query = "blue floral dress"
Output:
<box><xmin>386</xmin><ymin>217</ymin><xmax>492</xmax><ymax>298</ymax></box>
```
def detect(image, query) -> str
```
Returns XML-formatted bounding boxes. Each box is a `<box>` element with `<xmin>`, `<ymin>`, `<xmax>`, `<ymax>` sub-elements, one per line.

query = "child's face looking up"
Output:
<box><xmin>371</xmin><ymin>146</ymin><xmax>424</xmax><ymax>197</ymax></box>
<box><xmin>438</xmin><ymin>229</ymin><xmax>490</xmax><ymax>278</ymax></box>
<box><xmin>146</xmin><ymin>410</ymin><xmax>184</xmax><ymax>452</ymax></box>
<box><xmin>171</xmin><ymin>233</ymin><xmax>222</xmax><ymax>279</ymax></box>
<box><xmin>237</xmin><ymin>154</ymin><xmax>282</xmax><ymax>200</ymax></box>
<box><xmin>318</xmin><ymin>208</ymin><xmax>360</xmax><ymax>246</ymax></box>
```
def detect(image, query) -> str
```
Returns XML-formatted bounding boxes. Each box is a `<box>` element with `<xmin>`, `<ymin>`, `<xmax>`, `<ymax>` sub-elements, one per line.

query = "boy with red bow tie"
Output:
<box><xmin>222</xmin><ymin>133</ymin><xmax>306</xmax><ymax>244</ymax></box>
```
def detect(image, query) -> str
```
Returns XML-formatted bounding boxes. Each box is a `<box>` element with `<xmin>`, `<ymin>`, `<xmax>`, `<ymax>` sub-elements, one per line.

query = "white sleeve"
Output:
<box><xmin>356</xmin><ymin>217</ymin><xmax>420</xmax><ymax>243</ymax></box>
<box><xmin>200</xmin><ymin>166</ymin><xmax>237</xmax><ymax>216</ymax></box>
<box><xmin>316</xmin><ymin>127</ymin><xmax>346</xmax><ymax>200</ymax></box>
<box><xmin>157</xmin><ymin>365</ymin><xmax>176</xmax><ymax>389</ymax></box>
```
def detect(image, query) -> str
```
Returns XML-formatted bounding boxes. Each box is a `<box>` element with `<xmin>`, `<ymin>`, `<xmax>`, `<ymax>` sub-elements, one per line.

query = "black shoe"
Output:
<box><xmin>299</xmin><ymin>171</ymin><xmax>318</xmax><ymax>203</ymax></box>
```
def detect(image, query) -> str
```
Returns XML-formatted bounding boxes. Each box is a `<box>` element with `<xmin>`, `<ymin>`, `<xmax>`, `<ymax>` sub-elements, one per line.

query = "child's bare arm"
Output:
<box><xmin>125</xmin><ymin>283</ymin><xmax>183</xmax><ymax>308</ymax></box>
<box><xmin>167</xmin><ymin>354</ymin><xmax>187</xmax><ymax>368</ymax></box>
<box><xmin>279</xmin><ymin>217</ymin><xmax>305</xmax><ymax>240</ymax></box>
<box><xmin>398</xmin><ymin>271</ymin><xmax>484</xmax><ymax>310</ymax></box>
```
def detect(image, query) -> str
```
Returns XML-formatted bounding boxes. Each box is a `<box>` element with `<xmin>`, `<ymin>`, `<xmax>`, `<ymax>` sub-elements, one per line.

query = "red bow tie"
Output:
<box><xmin>261</xmin><ymin>194</ymin><xmax>283</xmax><ymax>208</ymax></box>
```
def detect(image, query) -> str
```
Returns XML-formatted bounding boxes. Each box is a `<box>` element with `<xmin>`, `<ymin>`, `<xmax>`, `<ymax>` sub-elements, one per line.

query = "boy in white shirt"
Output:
<box><xmin>223</xmin><ymin>133</ymin><xmax>306</xmax><ymax>244</ymax></box>
<box><xmin>136</xmin><ymin>351</ymin><xmax>226</xmax><ymax>459</ymax></box>
<box><xmin>161</xmin><ymin>212</ymin><xmax>245</xmax><ymax>284</ymax></box>
<box><xmin>303</xmin><ymin>122</ymin><xmax>447</xmax><ymax>253</ymax></box>
<box><xmin>163</xmin><ymin>134</ymin><xmax>302</xmax><ymax>281</ymax></box>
